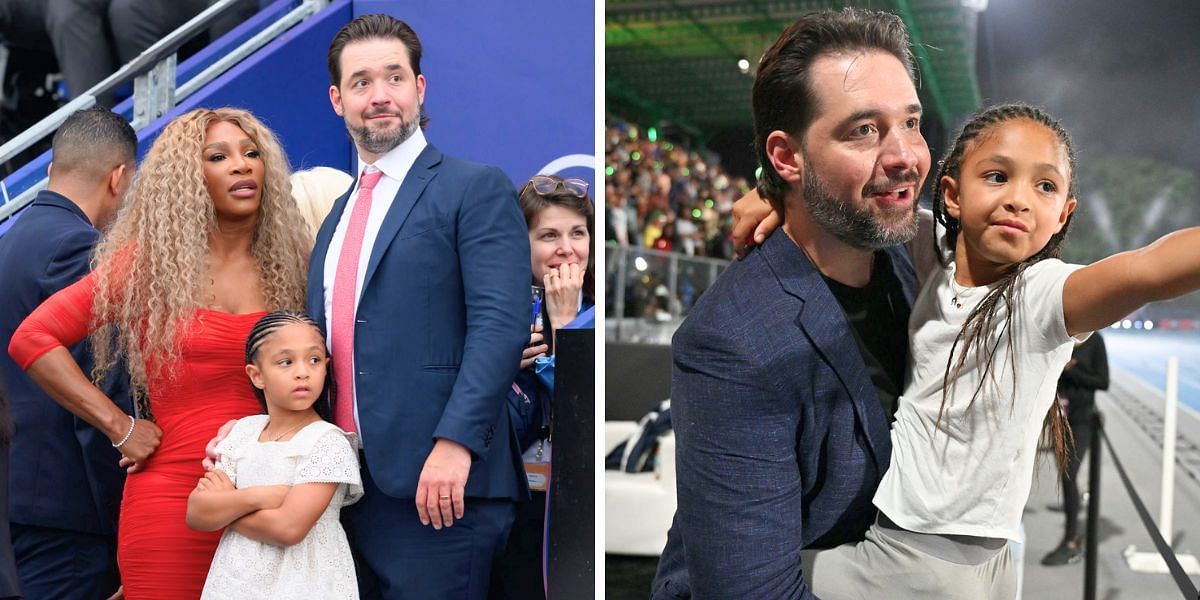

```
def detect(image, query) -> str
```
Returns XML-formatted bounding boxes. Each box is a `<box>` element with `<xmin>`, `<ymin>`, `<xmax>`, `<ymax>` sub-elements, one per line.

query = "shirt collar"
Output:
<box><xmin>355</xmin><ymin>127</ymin><xmax>427</xmax><ymax>181</ymax></box>
<box><xmin>35</xmin><ymin>189</ymin><xmax>93</xmax><ymax>227</ymax></box>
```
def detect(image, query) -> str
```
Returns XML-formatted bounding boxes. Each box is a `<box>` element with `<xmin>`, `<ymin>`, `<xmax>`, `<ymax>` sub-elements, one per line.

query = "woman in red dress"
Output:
<box><xmin>7</xmin><ymin>108</ymin><xmax>311</xmax><ymax>599</ymax></box>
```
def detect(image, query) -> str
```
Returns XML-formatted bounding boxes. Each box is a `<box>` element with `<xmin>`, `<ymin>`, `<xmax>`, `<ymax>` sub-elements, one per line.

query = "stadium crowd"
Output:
<box><xmin>604</xmin><ymin>116</ymin><xmax>751</xmax><ymax>260</ymax></box>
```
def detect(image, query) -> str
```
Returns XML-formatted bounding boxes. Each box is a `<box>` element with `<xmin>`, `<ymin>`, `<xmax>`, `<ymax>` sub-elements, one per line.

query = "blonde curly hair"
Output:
<box><xmin>89</xmin><ymin>108</ymin><xmax>311</xmax><ymax>414</ymax></box>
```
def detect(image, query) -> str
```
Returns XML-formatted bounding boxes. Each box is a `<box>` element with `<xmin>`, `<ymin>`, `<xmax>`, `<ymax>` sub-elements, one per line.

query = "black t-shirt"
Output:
<box><xmin>822</xmin><ymin>251</ymin><xmax>909</xmax><ymax>421</ymax></box>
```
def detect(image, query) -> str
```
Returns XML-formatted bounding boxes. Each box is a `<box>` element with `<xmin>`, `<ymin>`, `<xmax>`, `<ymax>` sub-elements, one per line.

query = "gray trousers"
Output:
<box><xmin>803</xmin><ymin>523</ymin><xmax>1016</xmax><ymax>600</ymax></box>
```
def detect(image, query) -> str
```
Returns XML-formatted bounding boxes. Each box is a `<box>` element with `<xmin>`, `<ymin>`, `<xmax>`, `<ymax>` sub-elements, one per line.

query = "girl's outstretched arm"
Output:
<box><xmin>1064</xmin><ymin>228</ymin><xmax>1200</xmax><ymax>336</ymax></box>
<box><xmin>228</xmin><ymin>482</ymin><xmax>338</xmax><ymax>547</ymax></box>
<box><xmin>185</xmin><ymin>470</ymin><xmax>289</xmax><ymax>531</ymax></box>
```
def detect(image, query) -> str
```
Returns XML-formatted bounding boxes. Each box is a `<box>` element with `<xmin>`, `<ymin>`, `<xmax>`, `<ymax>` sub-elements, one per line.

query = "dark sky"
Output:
<box><xmin>976</xmin><ymin>0</ymin><xmax>1200</xmax><ymax>179</ymax></box>
<box><xmin>710</xmin><ymin>1</ymin><xmax>1200</xmax><ymax>189</ymax></box>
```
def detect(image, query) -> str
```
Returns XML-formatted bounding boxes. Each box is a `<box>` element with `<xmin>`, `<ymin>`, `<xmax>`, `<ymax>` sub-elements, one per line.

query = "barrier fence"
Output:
<box><xmin>1085</xmin><ymin>409</ymin><xmax>1199</xmax><ymax>599</ymax></box>
<box><xmin>605</xmin><ymin>244</ymin><xmax>729</xmax><ymax>342</ymax></box>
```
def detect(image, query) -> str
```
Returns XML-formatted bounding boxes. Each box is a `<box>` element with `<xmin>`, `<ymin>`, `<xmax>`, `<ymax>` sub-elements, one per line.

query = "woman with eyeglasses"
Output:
<box><xmin>490</xmin><ymin>173</ymin><xmax>594</xmax><ymax>600</ymax></box>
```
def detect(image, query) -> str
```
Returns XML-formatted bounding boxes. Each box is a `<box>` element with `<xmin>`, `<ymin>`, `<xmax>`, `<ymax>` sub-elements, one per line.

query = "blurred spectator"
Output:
<box><xmin>1042</xmin><ymin>333</ymin><xmax>1109</xmax><ymax>567</ymax></box>
<box><xmin>289</xmin><ymin>165</ymin><xmax>352</xmax><ymax>240</ymax></box>
<box><xmin>494</xmin><ymin>174</ymin><xmax>595</xmax><ymax>600</ymax></box>
<box><xmin>605</xmin><ymin>182</ymin><xmax>629</xmax><ymax>246</ymax></box>
<box><xmin>604</xmin><ymin>115</ymin><xmax>750</xmax><ymax>261</ymax></box>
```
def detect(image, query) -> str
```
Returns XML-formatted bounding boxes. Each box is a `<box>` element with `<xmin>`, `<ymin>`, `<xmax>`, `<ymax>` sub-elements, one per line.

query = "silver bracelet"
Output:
<box><xmin>112</xmin><ymin>415</ymin><xmax>136</xmax><ymax>449</ymax></box>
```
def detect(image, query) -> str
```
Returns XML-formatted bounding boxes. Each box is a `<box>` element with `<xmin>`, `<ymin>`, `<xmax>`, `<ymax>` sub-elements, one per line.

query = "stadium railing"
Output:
<box><xmin>605</xmin><ymin>244</ymin><xmax>729</xmax><ymax>343</ymax></box>
<box><xmin>0</xmin><ymin>0</ymin><xmax>330</xmax><ymax>226</ymax></box>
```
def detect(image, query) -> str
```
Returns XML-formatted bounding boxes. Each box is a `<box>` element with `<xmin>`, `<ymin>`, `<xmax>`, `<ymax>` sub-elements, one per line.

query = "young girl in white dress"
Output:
<box><xmin>737</xmin><ymin>103</ymin><xmax>1200</xmax><ymax>598</ymax></box>
<box><xmin>186</xmin><ymin>311</ymin><xmax>361</xmax><ymax>599</ymax></box>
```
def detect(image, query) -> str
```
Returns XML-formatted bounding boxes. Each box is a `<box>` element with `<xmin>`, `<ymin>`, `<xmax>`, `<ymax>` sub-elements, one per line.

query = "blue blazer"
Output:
<box><xmin>306</xmin><ymin>145</ymin><xmax>530</xmax><ymax>501</ymax></box>
<box><xmin>0</xmin><ymin>191</ymin><xmax>131</xmax><ymax>536</ymax></box>
<box><xmin>651</xmin><ymin>230</ymin><xmax>917</xmax><ymax>599</ymax></box>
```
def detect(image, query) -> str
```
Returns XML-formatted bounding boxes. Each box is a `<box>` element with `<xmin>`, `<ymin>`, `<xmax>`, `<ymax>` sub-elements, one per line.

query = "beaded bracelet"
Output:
<box><xmin>112</xmin><ymin>415</ymin><xmax>136</xmax><ymax>449</ymax></box>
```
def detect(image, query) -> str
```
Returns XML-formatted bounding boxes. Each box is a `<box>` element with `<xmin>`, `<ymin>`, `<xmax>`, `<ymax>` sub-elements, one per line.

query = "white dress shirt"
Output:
<box><xmin>323</xmin><ymin>128</ymin><xmax>428</xmax><ymax>436</ymax></box>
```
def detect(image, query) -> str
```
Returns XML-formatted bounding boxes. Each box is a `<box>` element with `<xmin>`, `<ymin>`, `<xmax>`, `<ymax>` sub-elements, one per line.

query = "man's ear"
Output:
<box><xmin>329</xmin><ymin>85</ymin><xmax>344</xmax><ymax>117</ymax></box>
<box><xmin>940</xmin><ymin>175</ymin><xmax>961</xmax><ymax>220</ymax></box>
<box><xmin>416</xmin><ymin>74</ymin><xmax>426</xmax><ymax>106</ymax></box>
<box><xmin>107</xmin><ymin>163</ymin><xmax>127</xmax><ymax>196</ymax></box>
<box><xmin>245</xmin><ymin>364</ymin><xmax>265</xmax><ymax>389</ymax></box>
<box><xmin>764</xmin><ymin>131</ymin><xmax>804</xmax><ymax>186</ymax></box>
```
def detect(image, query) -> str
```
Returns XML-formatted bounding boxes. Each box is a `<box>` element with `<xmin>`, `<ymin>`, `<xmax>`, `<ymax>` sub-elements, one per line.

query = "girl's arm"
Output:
<box><xmin>1063</xmin><ymin>228</ymin><xmax>1200</xmax><ymax>336</ymax></box>
<box><xmin>227</xmin><ymin>482</ymin><xmax>339</xmax><ymax>546</ymax></box>
<box><xmin>185</xmin><ymin>470</ymin><xmax>290</xmax><ymax>531</ymax></box>
<box><xmin>729</xmin><ymin>188</ymin><xmax>780</xmax><ymax>252</ymax></box>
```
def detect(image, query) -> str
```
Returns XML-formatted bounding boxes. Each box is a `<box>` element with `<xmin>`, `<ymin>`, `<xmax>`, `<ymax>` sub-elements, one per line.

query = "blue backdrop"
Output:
<box><xmin>165</xmin><ymin>0</ymin><xmax>595</xmax><ymax>189</ymax></box>
<box><xmin>0</xmin><ymin>0</ymin><xmax>595</xmax><ymax>237</ymax></box>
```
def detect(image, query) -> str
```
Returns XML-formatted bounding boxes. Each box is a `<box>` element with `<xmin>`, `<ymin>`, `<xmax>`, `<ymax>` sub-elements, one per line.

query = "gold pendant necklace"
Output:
<box><xmin>949</xmin><ymin>278</ymin><xmax>968</xmax><ymax>309</ymax></box>
<box><xmin>264</xmin><ymin>420</ymin><xmax>305</xmax><ymax>442</ymax></box>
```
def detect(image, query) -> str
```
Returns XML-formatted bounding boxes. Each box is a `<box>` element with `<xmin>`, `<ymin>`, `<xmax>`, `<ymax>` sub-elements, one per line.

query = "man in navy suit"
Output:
<box><xmin>307</xmin><ymin>14</ymin><xmax>529</xmax><ymax>599</ymax></box>
<box><xmin>0</xmin><ymin>107</ymin><xmax>135</xmax><ymax>600</ymax></box>
<box><xmin>651</xmin><ymin>9</ymin><xmax>930</xmax><ymax>598</ymax></box>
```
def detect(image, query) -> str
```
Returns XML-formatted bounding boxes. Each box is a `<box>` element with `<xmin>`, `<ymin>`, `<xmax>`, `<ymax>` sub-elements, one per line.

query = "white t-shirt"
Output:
<box><xmin>873</xmin><ymin>251</ymin><xmax>1088</xmax><ymax>541</ymax></box>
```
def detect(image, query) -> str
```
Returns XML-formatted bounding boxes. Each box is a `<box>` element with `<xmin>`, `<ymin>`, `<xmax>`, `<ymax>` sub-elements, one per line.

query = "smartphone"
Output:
<box><xmin>530</xmin><ymin>285</ymin><xmax>544</xmax><ymax>329</ymax></box>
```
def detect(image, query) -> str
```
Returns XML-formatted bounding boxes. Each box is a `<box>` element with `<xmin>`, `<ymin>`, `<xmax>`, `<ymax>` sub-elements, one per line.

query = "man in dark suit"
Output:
<box><xmin>307</xmin><ymin>14</ymin><xmax>529</xmax><ymax>599</ymax></box>
<box><xmin>651</xmin><ymin>9</ymin><xmax>930</xmax><ymax>598</ymax></box>
<box><xmin>0</xmin><ymin>106</ymin><xmax>135</xmax><ymax>600</ymax></box>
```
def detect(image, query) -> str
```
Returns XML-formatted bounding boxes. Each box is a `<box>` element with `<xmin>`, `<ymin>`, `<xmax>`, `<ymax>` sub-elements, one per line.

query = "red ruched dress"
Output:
<box><xmin>8</xmin><ymin>271</ymin><xmax>264</xmax><ymax>600</ymax></box>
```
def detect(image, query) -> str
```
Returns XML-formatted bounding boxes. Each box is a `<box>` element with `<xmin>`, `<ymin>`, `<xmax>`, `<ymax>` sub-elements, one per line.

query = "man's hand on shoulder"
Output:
<box><xmin>201</xmin><ymin>419</ymin><xmax>238</xmax><ymax>472</ymax></box>
<box><xmin>416</xmin><ymin>438</ymin><xmax>471</xmax><ymax>530</ymax></box>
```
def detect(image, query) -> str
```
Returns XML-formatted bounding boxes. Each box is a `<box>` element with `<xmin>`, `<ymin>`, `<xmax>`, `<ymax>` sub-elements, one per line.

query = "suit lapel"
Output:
<box><xmin>308</xmin><ymin>185</ymin><xmax>354</xmax><ymax>329</ymax></box>
<box><xmin>359</xmin><ymin>145</ymin><xmax>442</xmax><ymax>296</ymax></box>
<box><xmin>761</xmin><ymin>232</ymin><xmax>891</xmax><ymax>473</ymax></box>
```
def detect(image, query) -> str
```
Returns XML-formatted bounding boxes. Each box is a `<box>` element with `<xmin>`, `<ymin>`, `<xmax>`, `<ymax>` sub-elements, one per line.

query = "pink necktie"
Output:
<box><xmin>331</xmin><ymin>169</ymin><xmax>383</xmax><ymax>433</ymax></box>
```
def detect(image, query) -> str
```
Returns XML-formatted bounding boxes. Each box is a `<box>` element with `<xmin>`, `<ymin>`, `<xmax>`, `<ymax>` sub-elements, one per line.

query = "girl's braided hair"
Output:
<box><xmin>931</xmin><ymin>103</ymin><xmax>1078</xmax><ymax>474</ymax></box>
<box><xmin>244</xmin><ymin>311</ymin><xmax>335</xmax><ymax>422</ymax></box>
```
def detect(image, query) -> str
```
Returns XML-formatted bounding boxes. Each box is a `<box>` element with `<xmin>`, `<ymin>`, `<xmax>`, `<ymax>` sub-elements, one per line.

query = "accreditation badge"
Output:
<box><xmin>522</xmin><ymin>439</ymin><xmax>551</xmax><ymax>492</ymax></box>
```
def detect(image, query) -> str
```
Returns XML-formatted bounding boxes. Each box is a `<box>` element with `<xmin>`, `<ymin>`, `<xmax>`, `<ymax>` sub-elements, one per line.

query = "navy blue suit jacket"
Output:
<box><xmin>0</xmin><ymin>191</ymin><xmax>132</xmax><ymax>536</ymax></box>
<box><xmin>306</xmin><ymin>145</ymin><xmax>530</xmax><ymax>501</ymax></box>
<box><xmin>652</xmin><ymin>230</ymin><xmax>917</xmax><ymax>599</ymax></box>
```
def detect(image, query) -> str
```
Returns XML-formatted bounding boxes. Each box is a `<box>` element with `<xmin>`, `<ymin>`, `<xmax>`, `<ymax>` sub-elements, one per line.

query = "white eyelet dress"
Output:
<box><xmin>201</xmin><ymin>415</ymin><xmax>363</xmax><ymax>599</ymax></box>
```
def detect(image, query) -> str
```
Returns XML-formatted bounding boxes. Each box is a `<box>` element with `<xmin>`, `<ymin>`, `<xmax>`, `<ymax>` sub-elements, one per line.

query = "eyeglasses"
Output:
<box><xmin>530</xmin><ymin>175</ymin><xmax>589</xmax><ymax>198</ymax></box>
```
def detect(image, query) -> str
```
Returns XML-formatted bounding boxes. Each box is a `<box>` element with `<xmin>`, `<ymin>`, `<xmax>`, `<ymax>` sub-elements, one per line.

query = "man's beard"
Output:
<box><xmin>801</xmin><ymin>157</ymin><xmax>919</xmax><ymax>251</ymax></box>
<box><xmin>346</xmin><ymin>110</ymin><xmax>419</xmax><ymax>156</ymax></box>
